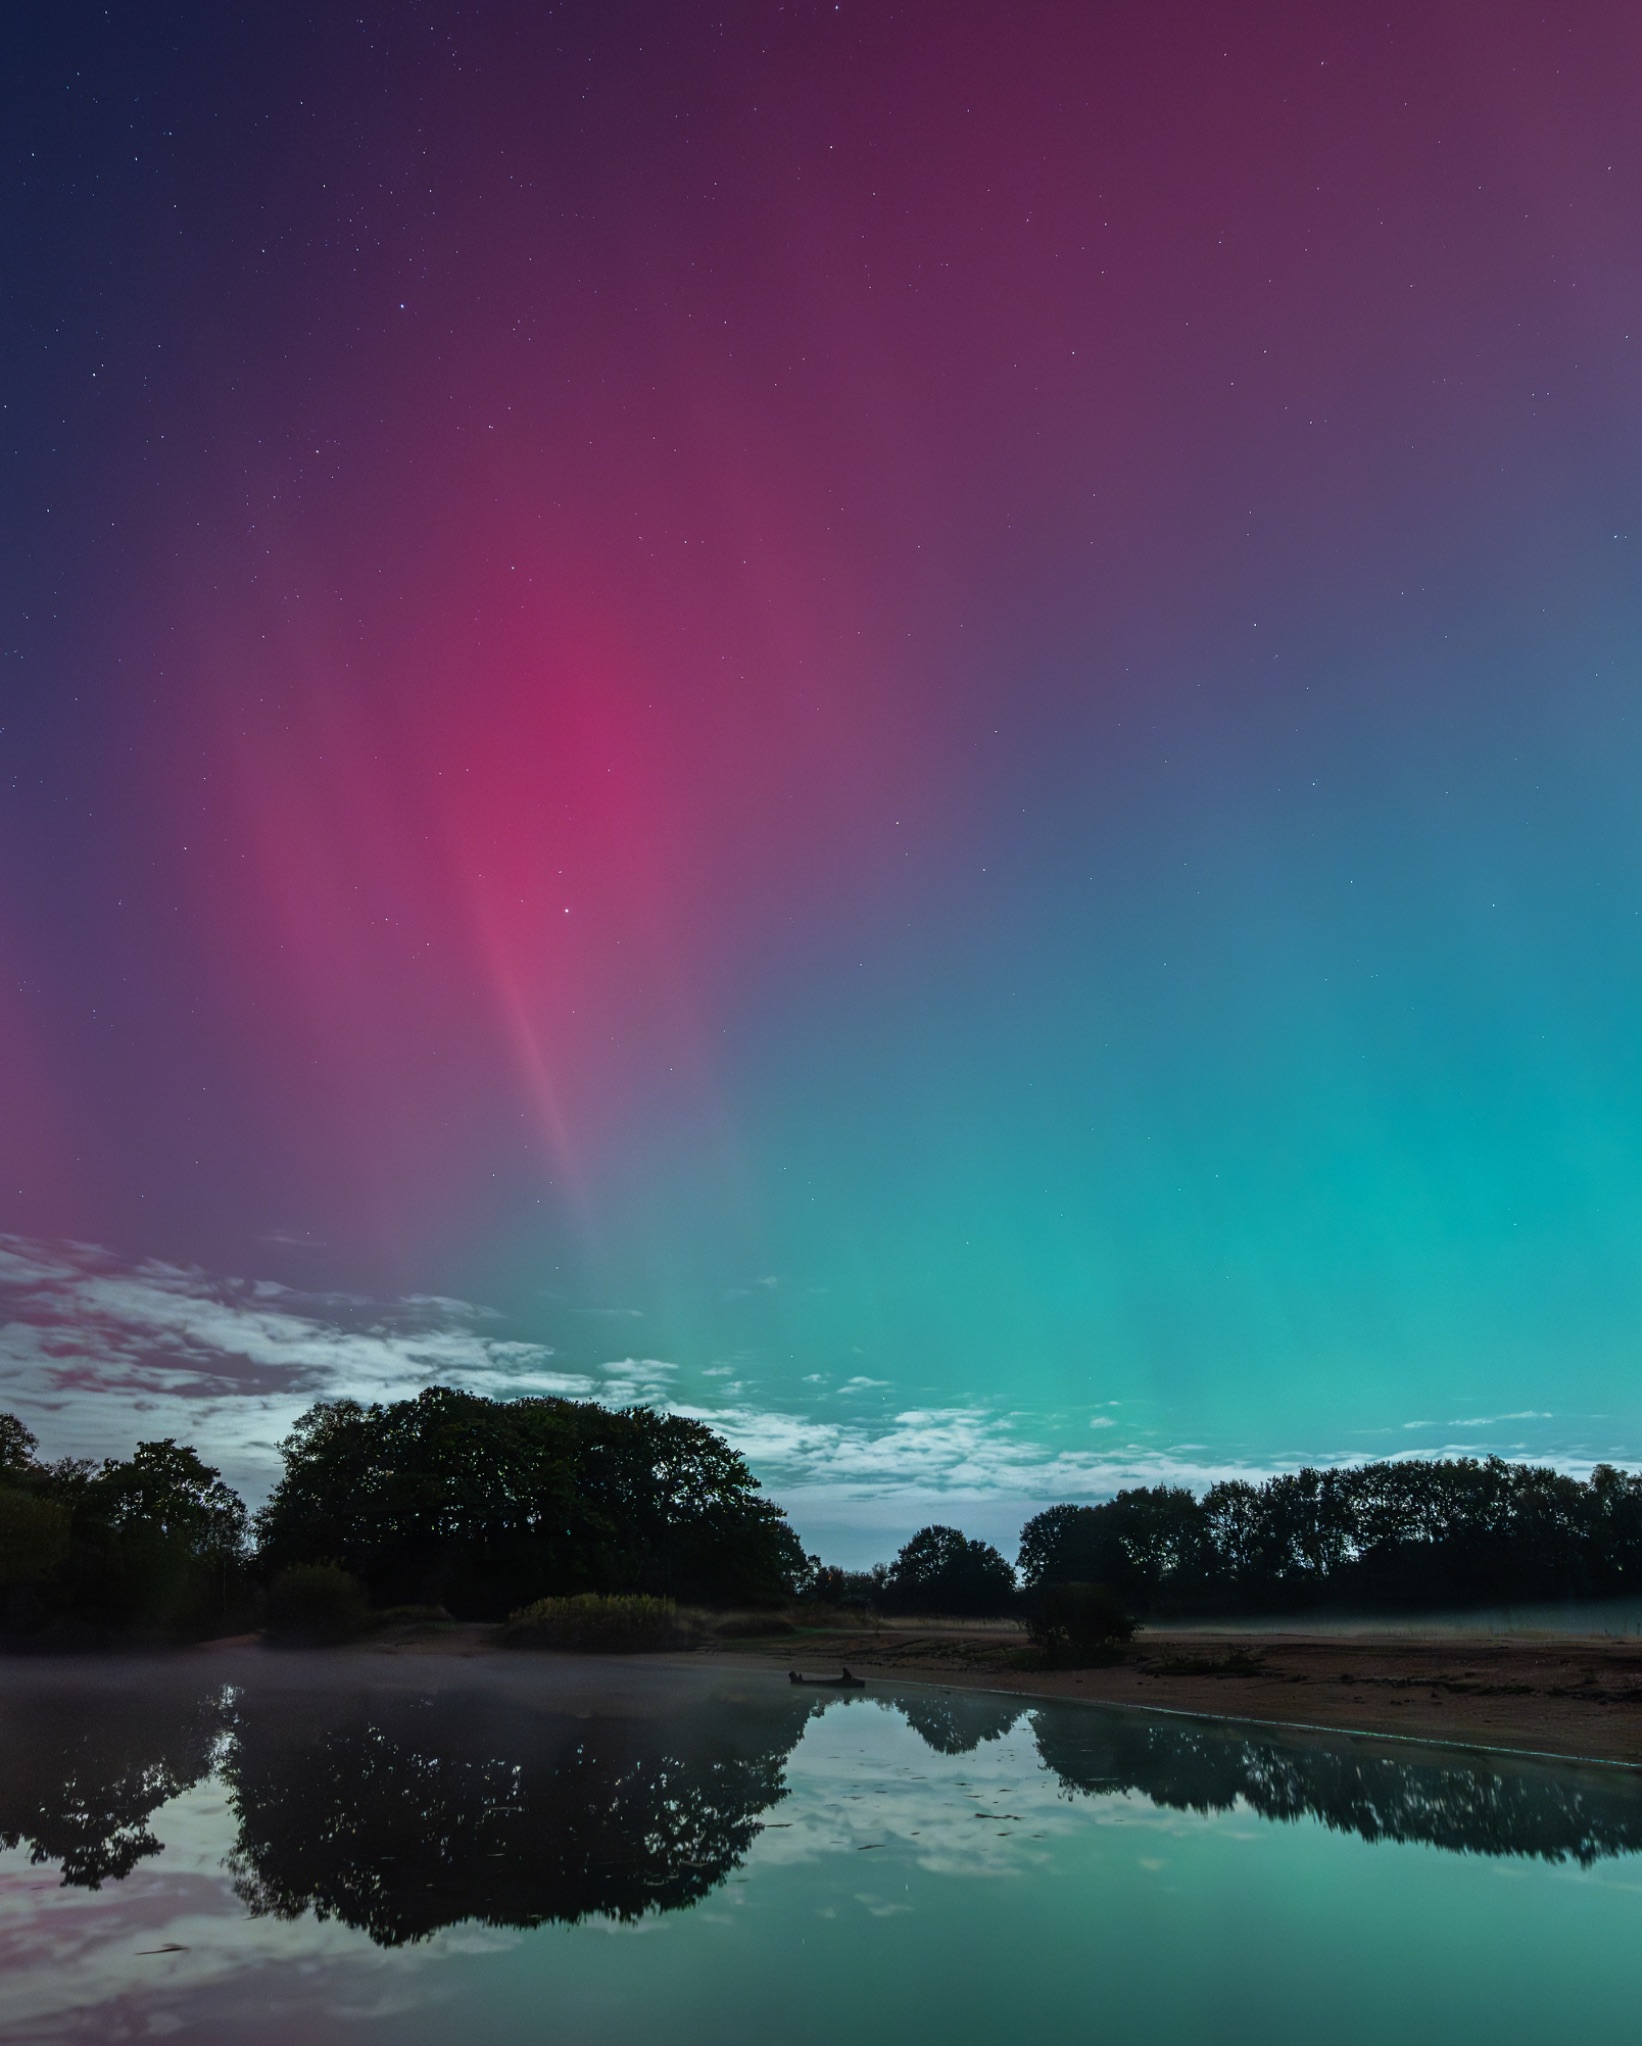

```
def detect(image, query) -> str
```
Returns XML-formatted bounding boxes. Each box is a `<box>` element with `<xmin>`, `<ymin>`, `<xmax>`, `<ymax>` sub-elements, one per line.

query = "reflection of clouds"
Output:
<box><xmin>749</xmin><ymin>1698</ymin><xmax>1078</xmax><ymax>1884</ymax></box>
<box><xmin>8</xmin><ymin>1669</ymin><xmax>1639</xmax><ymax>2039</ymax></box>
<box><xmin>0</xmin><ymin>1780</ymin><xmax>424</xmax><ymax>2036</ymax></box>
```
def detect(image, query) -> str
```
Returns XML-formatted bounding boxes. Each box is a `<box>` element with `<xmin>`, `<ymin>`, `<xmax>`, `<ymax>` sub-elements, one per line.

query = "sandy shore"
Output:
<box><xmin>687</xmin><ymin>1621</ymin><xmax>1642</xmax><ymax>1767</ymax></box>
<box><xmin>176</xmin><ymin>1614</ymin><xmax>1642</xmax><ymax>1768</ymax></box>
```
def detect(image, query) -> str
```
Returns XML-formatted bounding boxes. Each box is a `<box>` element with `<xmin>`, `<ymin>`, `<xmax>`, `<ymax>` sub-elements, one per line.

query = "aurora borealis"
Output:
<box><xmin>4</xmin><ymin>3</ymin><xmax>1642</xmax><ymax>1555</ymax></box>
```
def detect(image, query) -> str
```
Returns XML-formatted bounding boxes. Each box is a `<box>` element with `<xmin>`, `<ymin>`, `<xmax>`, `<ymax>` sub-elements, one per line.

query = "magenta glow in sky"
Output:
<box><xmin>4</xmin><ymin>2</ymin><xmax>1642</xmax><ymax>1550</ymax></box>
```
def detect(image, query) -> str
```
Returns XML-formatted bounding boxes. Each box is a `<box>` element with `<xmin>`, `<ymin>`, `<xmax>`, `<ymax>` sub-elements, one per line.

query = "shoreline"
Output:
<box><xmin>683</xmin><ymin>1622</ymin><xmax>1642</xmax><ymax>1770</ymax></box>
<box><xmin>12</xmin><ymin>1615</ymin><xmax>1642</xmax><ymax>1772</ymax></box>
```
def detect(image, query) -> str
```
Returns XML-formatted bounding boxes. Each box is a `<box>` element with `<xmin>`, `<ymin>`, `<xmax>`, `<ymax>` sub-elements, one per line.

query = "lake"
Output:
<box><xmin>2</xmin><ymin>1653</ymin><xmax>1640</xmax><ymax>2043</ymax></box>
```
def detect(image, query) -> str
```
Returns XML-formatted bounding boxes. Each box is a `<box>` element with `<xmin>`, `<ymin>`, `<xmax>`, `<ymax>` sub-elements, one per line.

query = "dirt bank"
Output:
<box><xmin>692</xmin><ymin>1621</ymin><xmax>1642</xmax><ymax>1767</ymax></box>
<box><xmin>178</xmin><ymin>1613</ymin><xmax>1642</xmax><ymax>1768</ymax></box>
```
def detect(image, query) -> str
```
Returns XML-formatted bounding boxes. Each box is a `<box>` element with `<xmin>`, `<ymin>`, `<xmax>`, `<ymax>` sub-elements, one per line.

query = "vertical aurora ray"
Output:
<box><xmin>4</xmin><ymin>1</ymin><xmax>1642</xmax><ymax>1536</ymax></box>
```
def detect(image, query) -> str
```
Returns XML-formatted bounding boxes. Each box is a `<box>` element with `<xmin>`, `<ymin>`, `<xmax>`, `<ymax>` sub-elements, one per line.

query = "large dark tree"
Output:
<box><xmin>254</xmin><ymin>1387</ymin><xmax>808</xmax><ymax>1616</ymax></box>
<box><xmin>62</xmin><ymin>1439</ymin><xmax>249</xmax><ymax>1631</ymax></box>
<box><xmin>881</xmin><ymin>1524</ymin><xmax>1016</xmax><ymax>1615</ymax></box>
<box><xmin>1018</xmin><ymin>1488</ymin><xmax>1212</xmax><ymax>1612</ymax></box>
<box><xmin>0</xmin><ymin>1416</ymin><xmax>250</xmax><ymax>1638</ymax></box>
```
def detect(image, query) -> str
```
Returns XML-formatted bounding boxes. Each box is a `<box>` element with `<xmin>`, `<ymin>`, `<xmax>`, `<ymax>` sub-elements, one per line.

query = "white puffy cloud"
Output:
<box><xmin>0</xmin><ymin>1235</ymin><xmax>593</xmax><ymax>1499</ymax></box>
<box><xmin>0</xmin><ymin>1236</ymin><xmax>1273</xmax><ymax>1529</ymax></box>
<box><xmin>18</xmin><ymin>1233</ymin><xmax>1610</xmax><ymax>1566</ymax></box>
<box><xmin>680</xmin><ymin>1400</ymin><xmax>1262</xmax><ymax>1502</ymax></box>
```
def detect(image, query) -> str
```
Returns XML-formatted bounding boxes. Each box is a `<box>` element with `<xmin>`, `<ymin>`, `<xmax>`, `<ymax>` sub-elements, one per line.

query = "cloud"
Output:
<box><xmin>596</xmin><ymin>1357</ymin><xmax>679</xmax><ymax>1403</ymax></box>
<box><xmin>0</xmin><ymin>1235</ymin><xmax>594</xmax><ymax>1498</ymax></box>
<box><xmin>3</xmin><ymin>1235</ymin><xmax>1626</xmax><ymax>1558</ymax></box>
<box><xmin>675</xmin><ymin>1400</ymin><xmax>1263</xmax><ymax>1502</ymax></box>
<box><xmin>1450</xmin><ymin>1411</ymin><xmax>1554</xmax><ymax>1427</ymax></box>
<box><xmin>0</xmin><ymin>1236</ymin><xmax>1278</xmax><ymax>1521</ymax></box>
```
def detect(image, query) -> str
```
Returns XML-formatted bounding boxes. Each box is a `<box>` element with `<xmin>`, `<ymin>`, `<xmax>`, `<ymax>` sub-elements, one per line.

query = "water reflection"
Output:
<box><xmin>2</xmin><ymin>1667</ymin><xmax>1641</xmax><ymax>1952</ymax></box>
<box><xmin>0</xmin><ymin>1674</ymin><xmax>222</xmax><ymax>1887</ymax></box>
<box><xmin>221</xmin><ymin>1682</ymin><xmax>818</xmax><ymax>1946</ymax></box>
<box><xmin>895</xmin><ymin>1690</ymin><xmax>1023</xmax><ymax>1756</ymax></box>
<box><xmin>1033</xmin><ymin>1709</ymin><xmax>1642</xmax><ymax>1864</ymax></box>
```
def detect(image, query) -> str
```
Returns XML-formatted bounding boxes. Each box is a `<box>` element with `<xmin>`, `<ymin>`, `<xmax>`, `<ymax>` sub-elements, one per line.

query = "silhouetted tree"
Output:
<box><xmin>1026</xmin><ymin>1580</ymin><xmax>1134</xmax><ymax>1663</ymax></box>
<box><xmin>0</xmin><ymin>1416</ymin><xmax>250</xmax><ymax>1638</ymax></box>
<box><xmin>255</xmin><ymin>1388</ymin><xmax>809</xmax><ymax>1616</ymax></box>
<box><xmin>61</xmin><ymin>1439</ymin><xmax>249</xmax><ymax>1632</ymax></box>
<box><xmin>1017</xmin><ymin>1488</ymin><xmax>1212</xmax><ymax>1612</ymax></box>
<box><xmin>1020</xmin><ymin>1457</ymin><xmax>1642</xmax><ymax>1619</ymax></box>
<box><xmin>802</xmin><ymin>1563</ymin><xmax>887</xmax><ymax>1609</ymax></box>
<box><xmin>0</xmin><ymin>1413</ymin><xmax>39</xmax><ymax>1475</ymax></box>
<box><xmin>882</xmin><ymin>1525</ymin><xmax>1015</xmax><ymax>1615</ymax></box>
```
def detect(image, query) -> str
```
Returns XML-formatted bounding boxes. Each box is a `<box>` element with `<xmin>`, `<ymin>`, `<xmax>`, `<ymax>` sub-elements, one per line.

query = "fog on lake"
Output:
<box><xmin>2</xmin><ymin>1656</ymin><xmax>1640</xmax><ymax>2043</ymax></box>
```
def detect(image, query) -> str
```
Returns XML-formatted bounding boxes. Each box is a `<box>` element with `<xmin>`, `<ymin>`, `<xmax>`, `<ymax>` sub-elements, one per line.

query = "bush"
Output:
<box><xmin>505</xmin><ymin>1593</ymin><xmax>686</xmax><ymax>1651</ymax></box>
<box><xmin>801</xmin><ymin>1564</ymin><xmax>886</xmax><ymax>1611</ymax></box>
<box><xmin>368</xmin><ymin>1604</ymin><xmax>454</xmax><ymax>1629</ymax></box>
<box><xmin>267</xmin><ymin>1564</ymin><xmax>369</xmax><ymax>1646</ymax></box>
<box><xmin>709</xmin><ymin>1612</ymin><xmax>797</xmax><ymax>1638</ymax></box>
<box><xmin>1027</xmin><ymin>1580</ymin><xmax>1134</xmax><ymax>1665</ymax></box>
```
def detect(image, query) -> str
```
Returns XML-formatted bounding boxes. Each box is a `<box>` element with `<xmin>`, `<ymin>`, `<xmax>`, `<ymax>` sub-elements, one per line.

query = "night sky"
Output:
<box><xmin>4</xmin><ymin>2</ymin><xmax>1642</xmax><ymax>1558</ymax></box>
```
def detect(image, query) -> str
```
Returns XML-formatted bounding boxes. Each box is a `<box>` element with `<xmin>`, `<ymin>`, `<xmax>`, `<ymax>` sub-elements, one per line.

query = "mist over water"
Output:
<box><xmin>2</xmin><ymin>1658</ymin><xmax>1641</xmax><ymax>2042</ymax></box>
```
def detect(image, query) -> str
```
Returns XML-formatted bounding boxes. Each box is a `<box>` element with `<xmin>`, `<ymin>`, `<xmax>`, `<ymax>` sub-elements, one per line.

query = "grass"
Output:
<box><xmin>504</xmin><ymin>1593</ymin><xmax>688</xmax><ymax>1651</ymax></box>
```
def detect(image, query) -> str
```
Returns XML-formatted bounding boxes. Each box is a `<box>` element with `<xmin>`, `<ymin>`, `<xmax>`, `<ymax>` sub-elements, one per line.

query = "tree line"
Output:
<box><xmin>6</xmin><ymin>1390</ymin><xmax>1642</xmax><ymax>1640</ymax></box>
<box><xmin>803</xmin><ymin>1457</ymin><xmax>1642</xmax><ymax>1622</ymax></box>
<box><xmin>0</xmin><ymin>1413</ymin><xmax>250</xmax><ymax>1640</ymax></box>
<box><xmin>0</xmin><ymin>1389</ymin><xmax>807</xmax><ymax>1640</ymax></box>
<box><xmin>1015</xmin><ymin>1459</ymin><xmax>1642</xmax><ymax>1616</ymax></box>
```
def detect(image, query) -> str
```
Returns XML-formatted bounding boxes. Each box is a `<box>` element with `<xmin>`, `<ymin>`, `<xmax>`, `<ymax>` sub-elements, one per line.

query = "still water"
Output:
<box><xmin>2</xmin><ymin>1653</ymin><xmax>1640</xmax><ymax>2043</ymax></box>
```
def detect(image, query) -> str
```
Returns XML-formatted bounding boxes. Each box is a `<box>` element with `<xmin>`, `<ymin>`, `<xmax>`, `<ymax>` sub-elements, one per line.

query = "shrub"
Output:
<box><xmin>1027</xmin><ymin>1580</ymin><xmax>1134</xmax><ymax>1664</ymax></box>
<box><xmin>709</xmin><ymin>1612</ymin><xmax>797</xmax><ymax>1638</ymax></box>
<box><xmin>369</xmin><ymin>1604</ymin><xmax>454</xmax><ymax>1628</ymax></box>
<box><xmin>801</xmin><ymin>1564</ymin><xmax>886</xmax><ymax>1611</ymax></box>
<box><xmin>267</xmin><ymin>1564</ymin><xmax>369</xmax><ymax>1645</ymax></box>
<box><xmin>505</xmin><ymin>1593</ymin><xmax>685</xmax><ymax>1651</ymax></box>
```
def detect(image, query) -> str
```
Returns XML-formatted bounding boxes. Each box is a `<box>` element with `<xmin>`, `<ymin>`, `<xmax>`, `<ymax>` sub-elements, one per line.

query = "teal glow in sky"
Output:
<box><xmin>4</xmin><ymin>4</ymin><xmax>1642</xmax><ymax>1557</ymax></box>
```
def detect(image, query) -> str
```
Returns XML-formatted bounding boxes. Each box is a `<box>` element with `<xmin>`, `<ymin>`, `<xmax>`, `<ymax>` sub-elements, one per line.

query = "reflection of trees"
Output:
<box><xmin>1032</xmin><ymin>1708</ymin><xmax>1642</xmax><ymax>1864</ymax></box>
<box><xmin>0</xmin><ymin>1678</ymin><xmax>226</xmax><ymax>1887</ymax></box>
<box><xmin>896</xmin><ymin>1692</ymin><xmax>1024</xmax><ymax>1756</ymax></box>
<box><xmin>11</xmin><ymin>1666</ymin><xmax>1642</xmax><ymax>1937</ymax></box>
<box><xmin>223</xmin><ymin>1684</ymin><xmax>818</xmax><ymax>1946</ymax></box>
